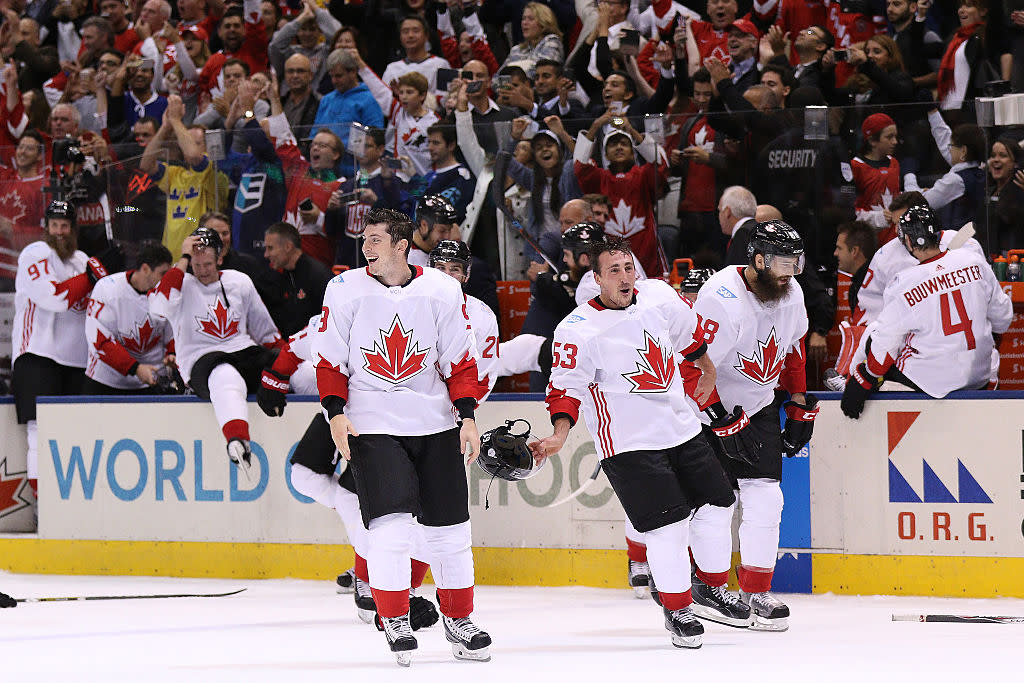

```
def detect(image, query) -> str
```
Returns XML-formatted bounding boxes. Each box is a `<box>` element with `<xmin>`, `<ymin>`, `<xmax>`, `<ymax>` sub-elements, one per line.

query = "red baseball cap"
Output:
<box><xmin>180</xmin><ymin>24</ymin><xmax>209</xmax><ymax>42</ymax></box>
<box><xmin>862</xmin><ymin>113</ymin><xmax>896</xmax><ymax>138</ymax></box>
<box><xmin>728</xmin><ymin>19</ymin><xmax>759</xmax><ymax>40</ymax></box>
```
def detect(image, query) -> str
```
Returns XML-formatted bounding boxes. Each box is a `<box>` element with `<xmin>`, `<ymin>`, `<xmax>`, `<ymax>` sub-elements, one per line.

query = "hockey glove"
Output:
<box><xmin>257</xmin><ymin>369</ymin><xmax>289</xmax><ymax>417</ymax></box>
<box><xmin>373</xmin><ymin>595</ymin><xmax>439</xmax><ymax>632</ymax></box>
<box><xmin>708</xmin><ymin>404</ymin><xmax>761</xmax><ymax>465</ymax></box>
<box><xmin>840</xmin><ymin>363</ymin><xmax>881</xmax><ymax>419</ymax></box>
<box><xmin>781</xmin><ymin>394</ymin><xmax>819</xmax><ymax>456</ymax></box>
<box><xmin>86</xmin><ymin>244</ymin><xmax>126</xmax><ymax>285</ymax></box>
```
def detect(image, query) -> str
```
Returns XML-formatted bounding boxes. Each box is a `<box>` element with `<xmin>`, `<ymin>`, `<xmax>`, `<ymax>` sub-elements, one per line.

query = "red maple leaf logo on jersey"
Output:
<box><xmin>622</xmin><ymin>331</ymin><xmax>675</xmax><ymax>393</ymax></box>
<box><xmin>121</xmin><ymin>319</ymin><xmax>161</xmax><ymax>355</ymax></box>
<box><xmin>361</xmin><ymin>315</ymin><xmax>429</xmax><ymax>384</ymax></box>
<box><xmin>195</xmin><ymin>298</ymin><xmax>240</xmax><ymax>340</ymax></box>
<box><xmin>734</xmin><ymin>327</ymin><xmax>786</xmax><ymax>386</ymax></box>
<box><xmin>0</xmin><ymin>457</ymin><xmax>31</xmax><ymax>520</ymax></box>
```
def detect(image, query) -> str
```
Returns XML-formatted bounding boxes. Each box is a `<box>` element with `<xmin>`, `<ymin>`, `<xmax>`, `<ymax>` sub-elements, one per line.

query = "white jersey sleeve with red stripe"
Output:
<box><xmin>86</xmin><ymin>272</ymin><xmax>174</xmax><ymax>389</ymax></box>
<box><xmin>311</xmin><ymin>266</ymin><xmax>479</xmax><ymax>436</ymax></box>
<box><xmin>864</xmin><ymin>249</ymin><xmax>1011</xmax><ymax>397</ymax></box>
<box><xmin>693</xmin><ymin>267</ymin><xmax>808</xmax><ymax>420</ymax></box>
<box><xmin>12</xmin><ymin>241</ymin><xmax>90</xmax><ymax>367</ymax></box>
<box><xmin>545</xmin><ymin>279</ymin><xmax>704</xmax><ymax>458</ymax></box>
<box><xmin>148</xmin><ymin>268</ymin><xmax>280</xmax><ymax>383</ymax></box>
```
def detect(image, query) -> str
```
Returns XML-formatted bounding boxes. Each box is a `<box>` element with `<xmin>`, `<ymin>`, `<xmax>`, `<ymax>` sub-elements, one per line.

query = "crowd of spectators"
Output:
<box><xmin>4</xmin><ymin>0</ymin><xmax>1024</xmax><ymax>393</ymax></box>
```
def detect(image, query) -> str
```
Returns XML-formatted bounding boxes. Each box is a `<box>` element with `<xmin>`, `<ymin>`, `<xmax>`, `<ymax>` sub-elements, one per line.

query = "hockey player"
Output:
<box><xmin>841</xmin><ymin>206</ymin><xmax>1013</xmax><ymax>418</ymax></box>
<box><xmin>149</xmin><ymin>227</ymin><xmax>281</xmax><ymax>474</ymax></box>
<box><xmin>680</xmin><ymin>268</ymin><xmax>716</xmax><ymax>303</ymax></box>
<box><xmin>12</xmin><ymin>200</ymin><xmax>124</xmax><ymax>496</ymax></box>
<box><xmin>685</xmin><ymin>221</ymin><xmax>817</xmax><ymax>632</ymax></box>
<box><xmin>312</xmin><ymin>208</ymin><xmax>490</xmax><ymax>666</ymax></box>
<box><xmin>83</xmin><ymin>243</ymin><xmax>176</xmax><ymax>395</ymax></box>
<box><xmin>408</xmin><ymin>195</ymin><xmax>457</xmax><ymax>268</ymax></box>
<box><xmin>532</xmin><ymin>237</ymin><xmax>736</xmax><ymax>649</ymax></box>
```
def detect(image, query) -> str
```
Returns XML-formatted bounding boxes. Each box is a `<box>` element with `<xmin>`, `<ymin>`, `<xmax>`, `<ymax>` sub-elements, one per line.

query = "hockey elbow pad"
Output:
<box><xmin>708</xmin><ymin>403</ymin><xmax>761</xmax><ymax>465</ymax></box>
<box><xmin>781</xmin><ymin>393</ymin><xmax>819</xmax><ymax>456</ymax></box>
<box><xmin>840</xmin><ymin>363</ymin><xmax>880</xmax><ymax>420</ymax></box>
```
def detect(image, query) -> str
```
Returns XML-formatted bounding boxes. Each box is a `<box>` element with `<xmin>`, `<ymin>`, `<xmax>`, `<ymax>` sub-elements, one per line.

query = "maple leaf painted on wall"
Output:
<box><xmin>0</xmin><ymin>457</ymin><xmax>31</xmax><ymax>519</ymax></box>
<box><xmin>361</xmin><ymin>315</ymin><xmax>429</xmax><ymax>384</ymax></box>
<box><xmin>195</xmin><ymin>298</ymin><xmax>240</xmax><ymax>340</ymax></box>
<box><xmin>121</xmin><ymin>318</ymin><xmax>161</xmax><ymax>355</ymax></box>
<box><xmin>734</xmin><ymin>327</ymin><xmax>786</xmax><ymax>386</ymax></box>
<box><xmin>605</xmin><ymin>199</ymin><xmax>647</xmax><ymax>238</ymax></box>
<box><xmin>622</xmin><ymin>331</ymin><xmax>675</xmax><ymax>393</ymax></box>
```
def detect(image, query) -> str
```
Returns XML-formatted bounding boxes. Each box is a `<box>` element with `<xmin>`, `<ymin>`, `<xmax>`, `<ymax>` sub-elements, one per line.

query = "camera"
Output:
<box><xmin>619</xmin><ymin>29</ymin><xmax>640</xmax><ymax>56</ymax></box>
<box><xmin>299</xmin><ymin>198</ymin><xmax>314</xmax><ymax>211</ymax></box>
<box><xmin>833</xmin><ymin>49</ymin><xmax>848</xmax><ymax>62</ymax></box>
<box><xmin>52</xmin><ymin>138</ymin><xmax>85</xmax><ymax>166</ymax></box>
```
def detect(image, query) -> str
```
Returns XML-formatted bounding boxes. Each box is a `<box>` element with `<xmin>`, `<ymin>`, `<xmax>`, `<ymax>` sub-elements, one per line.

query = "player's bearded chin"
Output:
<box><xmin>753</xmin><ymin>265</ymin><xmax>788</xmax><ymax>302</ymax></box>
<box><xmin>45</xmin><ymin>230</ymin><xmax>77</xmax><ymax>261</ymax></box>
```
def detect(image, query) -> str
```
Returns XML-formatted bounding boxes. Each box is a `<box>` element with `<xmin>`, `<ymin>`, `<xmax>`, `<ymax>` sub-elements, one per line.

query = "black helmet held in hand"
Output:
<box><xmin>477</xmin><ymin>419</ymin><xmax>544</xmax><ymax>481</ymax></box>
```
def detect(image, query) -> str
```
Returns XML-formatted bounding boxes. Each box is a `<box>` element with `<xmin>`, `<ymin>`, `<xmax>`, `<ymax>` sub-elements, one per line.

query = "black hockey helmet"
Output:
<box><xmin>190</xmin><ymin>226</ymin><xmax>224</xmax><ymax>255</ymax></box>
<box><xmin>429</xmin><ymin>239</ymin><xmax>471</xmax><ymax>277</ymax></box>
<box><xmin>748</xmin><ymin>220</ymin><xmax>805</xmax><ymax>275</ymax></box>
<box><xmin>45</xmin><ymin>200</ymin><xmax>76</xmax><ymax>228</ymax></box>
<box><xmin>562</xmin><ymin>222</ymin><xmax>606</xmax><ymax>259</ymax></box>
<box><xmin>477</xmin><ymin>419</ymin><xmax>544</xmax><ymax>481</ymax></box>
<box><xmin>681</xmin><ymin>267</ymin><xmax>716</xmax><ymax>294</ymax></box>
<box><xmin>416</xmin><ymin>194</ymin><xmax>458</xmax><ymax>226</ymax></box>
<box><xmin>897</xmin><ymin>204</ymin><xmax>941</xmax><ymax>249</ymax></box>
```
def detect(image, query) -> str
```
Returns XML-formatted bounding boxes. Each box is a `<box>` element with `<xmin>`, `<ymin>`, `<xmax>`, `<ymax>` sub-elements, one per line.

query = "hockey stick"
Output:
<box><xmin>492</xmin><ymin>151</ymin><xmax>563</xmax><ymax>274</ymax></box>
<box><xmin>946</xmin><ymin>222</ymin><xmax>976</xmax><ymax>250</ymax></box>
<box><xmin>15</xmin><ymin>588</ymin><xmax>247</xmax><ymax>604</ymax></box>
<box><xmin>544</xmin><ymin>460</ymin><xmax>603</xmax><ymax>508</ymax></box>
<box><xmin>892</xmin><ymin>614</ymin><xmax>1024</xmax><ymax>624</ymax></box>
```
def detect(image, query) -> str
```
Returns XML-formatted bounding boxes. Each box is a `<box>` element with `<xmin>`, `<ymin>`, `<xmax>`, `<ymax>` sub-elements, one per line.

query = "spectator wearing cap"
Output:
<box><xmin>725</xmin><ymin>18</ymin><xmax>760</xmax><ymax>93</ymax></box>
<box><xmin>851</xmin><ymin>113</ymin><xmax>901</xmax><ymax>229</ymax></box>
<box><xmin>269</xmin><ymin>0</ymin><xmax>340</xmax><ymax>98</ymax></box>
<box><xmin>313</xmin><ymin>49</ymin><xmax>384</xmax><ymax>146</ymax></box>
<box><xmin>198</xmin><ymin>0</ymin><xmax>270</xmax><ymax>99</ymax></box>
<box><xmin>99</xmin><ymin>0</ymin><xmax>139</xmax><ymax>54</ymax></box>
<box><xmin>500</xmin><ymin>2</ymin><xmax>564</xmax><ymax>79</ymax></box>
<box><xmin>163</xmin><ymin>24</ymin><xmax>210</xmax><ymax>123</ymax></box>
<box><xmin>177</xmin><ymin>0</ymin><xmax>222</xmax><ymax>43</ymax></box>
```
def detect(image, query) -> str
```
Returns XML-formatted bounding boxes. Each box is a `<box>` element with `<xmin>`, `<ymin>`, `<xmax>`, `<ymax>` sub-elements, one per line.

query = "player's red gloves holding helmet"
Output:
<box><xmin>707</xmin><ymin>402</ymin><xmax>761</xmax><ymax>465</ymax></box>
<box><xmin>781</xmin><ymin>394</ymin><xmax>819</xmax><ymax>456</ymax></box>
<box><xmin>841</xmin><ymin>363</ymin><xmax>882</xmax><ymax>419</ymax></box>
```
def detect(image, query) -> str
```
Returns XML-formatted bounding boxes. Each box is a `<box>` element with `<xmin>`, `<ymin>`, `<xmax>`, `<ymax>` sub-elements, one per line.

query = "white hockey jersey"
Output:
<box><xmin>692</xmin><ymin>267</ymin><xmax>808</xmax><ymax>420</ymax></box>
<box><xmin>864</xmin><ymin>249</ymin><xmax>1012</xmax><ymax>397</ymax></box>
<box><xmin>853</xmin><ymin>230</ymin><xmax>986</xmax><ymax>324</ymax></box>
<box><xmin>546</xmin><ymin>279</ymin><xmax>705</xmax><ymax>458</ymax></box>
<box><xmin>148</xmin><ymin>268</ymin><xmax>280</xmax><ymax>383</ymax></box>
<box><xmin>312</xmin><ymin>266</ymin><xmax>480</xmax><ymax>436</ymax></box>
<box><xmin>12</xmin><ymin>241</ymin><xmax>90</xmax><ymax>367</ymax></box>
<box><xmin>86</xmin><ymin>272</ymin><xmax>174</xmax><ymax>389</ymax></box>
<box><xmin>466</xmin><ymin>294</ymin><xmax>500</xmax><ymax>401</ymax></box>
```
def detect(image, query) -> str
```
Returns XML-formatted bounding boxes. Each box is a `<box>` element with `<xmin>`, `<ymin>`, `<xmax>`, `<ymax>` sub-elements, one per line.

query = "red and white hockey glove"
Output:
<box><xmin>781</xmin><ymin>394</ymin><xmax>819</xmax><ymax>456</ymax></box>
<box><xmin>707</xmin><ymin>403</ymin><xmax>761</xmax><ymax>465</ymax></box>
<box><xmin>257</xmin><ymin>369</ymin><xmax>290</xmax><ymax>417</ymax></box>
<box><xmin>840</xmin><ymin>363</ymin><xmax>881</xmax><ymax>419</ymax></box>
<box><xmin>86</xmin><ymin>244</ymin><xmax>126</xmax><ymax>285</ymax></box>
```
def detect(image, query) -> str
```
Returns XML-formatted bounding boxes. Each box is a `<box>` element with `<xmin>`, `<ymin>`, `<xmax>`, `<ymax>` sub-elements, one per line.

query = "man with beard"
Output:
<box><xmin>886</xmin><ymin>0</ymin><xmax>943</xmax><ymax>88</ymax></box>
<box><xmin>11</xmin><ymin>200</ymin><xmax>124</xmax><ymax>500</ymax></box>
<box><xmin>683</xmin><ymin>220</ymin><xmax>817</xmax><ymax>632</ymax></box>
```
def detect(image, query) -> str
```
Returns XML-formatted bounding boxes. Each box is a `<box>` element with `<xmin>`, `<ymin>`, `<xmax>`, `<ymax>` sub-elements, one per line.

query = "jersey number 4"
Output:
<box><xmin>551</xmin><ymin>342</ymin><xmax>578</xmax><ymax>369</ymax></box>
<box><xmin>940</xmin><ymin>290</ymin><xmax>976</xmax><ymax>350</ymax></box>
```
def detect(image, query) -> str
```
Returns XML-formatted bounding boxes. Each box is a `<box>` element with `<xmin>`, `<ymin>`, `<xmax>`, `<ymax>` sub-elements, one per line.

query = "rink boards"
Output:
<box><xmin>1</xmin><ymin>393</ymin><xmax>1023</xmax><ymax>597</ymax></box>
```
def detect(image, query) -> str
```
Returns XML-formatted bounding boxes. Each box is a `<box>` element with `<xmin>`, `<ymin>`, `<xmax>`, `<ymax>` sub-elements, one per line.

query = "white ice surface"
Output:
<box><xmin>1</xmin><ymin>573</ymin><xmax>1021</xmax><ymax>682</ymax></box>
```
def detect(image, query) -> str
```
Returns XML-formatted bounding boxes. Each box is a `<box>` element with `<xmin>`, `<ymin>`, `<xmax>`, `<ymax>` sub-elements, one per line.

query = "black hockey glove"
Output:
<box><xmin>781</xmin><ymin>394</ymin><xmax>819</xmax><ymax>456</ymax></box>
<box><xmin>841</xmin><ymin>363</ymin><xmax>881</xmax><ymax>419</ymax></box>
<box><xmin>0</xmin><ymin>591</ymin><xmax>16</xmax><ymax>608</ymax></box>
<box><xmin>708</xmin><ymin>403</ymin><xmax>761</xmax><ymax>465</ymax></box>
<box><xmin>86</xmin><ymin>243</ymin><xmax>126</xmax><ymax>285</ymax></box>
<box><xmin>373</xmin><ymin>595</ymin><xmax>439</xmax><ymax>632</ymax></box>
<box><xmin>257</xmin><ymin>369</ymin><xmax>289</xmax><ymax>417</ymax></box>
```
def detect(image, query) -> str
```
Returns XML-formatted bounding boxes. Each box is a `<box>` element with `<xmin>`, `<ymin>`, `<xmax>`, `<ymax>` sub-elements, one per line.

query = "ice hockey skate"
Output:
<box><xmin>442</xmin><ymin>615</ymin><xmax>492</xmax><ymax>661</ymax></box>
<box><xmin>691</xmin><ymin>572</ymin><xmax>752</xmax><ymax>627</ymax></box>
<box><xmin>226</xmin><ymin>439</ymin><xmax>253</xmax><ymax>480</ymax></box>
<box><xmin>335</xmin><ymin>569</ymin><xmax>355</xmax><ymax>594</ymax></box>
<box><xmin>628</xmin><ymin>559</ymin><xmax>651</xmax><ymax>598</ymax></box>
<box><xmin>353</xmin><ymin>576</ymin><xmax>375</xmax><ymax>624</ymax></box>
<box><xmin>664</xmin><ymin>606</ymin><xmax>704</xmax><ymax>649</ymax></box>
<box><xmin>379</xmin><ymin>613</ymin><xmax>417</xmax><ymax>666</ymax></box>
<box><xmin>740</xmin><ymin>590</ymin><xmax>790</xmax><ymax>631</ymax></box>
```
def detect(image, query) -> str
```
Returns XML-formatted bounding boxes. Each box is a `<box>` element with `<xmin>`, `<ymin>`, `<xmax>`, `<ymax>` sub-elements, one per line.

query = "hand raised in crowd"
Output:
<box><xmin>704</xmin><ymin>57</ymin><xmax>731</xmax><ymax>85</ymax></box>
<box><xmin>297</xmin><ymin>0</ymin><xmax>316</xmax><ymax>21</ymax></box>
<box><xmin>1014</xmin><ymin>169</ymin><xmax>1024</xmax><ymax>191</ymax></box>
<box><xmin>510</xmin><ymin>117</ymin><xmax>529</xmax><ymax>140</ymax></box>
<box><xmin>453</xmin><ymin>78</ymin><xmax>469</xmax><ymax>112</ymax></box>
<box><xmin>673</xmin><ymin>19</ymin><xmax>688</xmax><ymax>57</ymax></box>
<box><xmin>237</xmin><ymin>79</ymin><xmax>259</xmax><ymax>112</ymax></box>
<box><xmin>766</xmin><ymin>25</ymin><xmax>787</xmax><ymax>57</ymax></box>
<box><xmin>653</xmin><ymin>41</ymin><xmax>674</xmax><ymax>67</ymax></box>
<box><xmin>821</xmin><ymin>48</ymin><xmax>836</xmax><ymax>71</ymax></box>
<box><xmin>165</xmin><ymin>94</ymin><xmax>186</xmax><ymax>122</ymax></box>
<box><xmin>2</xmin><ymin>61</ymin><xmax>16</xmax><ymax>90</ymax></box>
<box><xmin>846</xmin><ymin>45</ymin><xmax>867</xmax><ymax>67</ymax></box>
<box><xmin>543</xmin><ymin>114</ymin><xmax>566</xmax><ymax>137</ymax></box>
<box><xmin>556</xmin><ymin>76</ymin><xmax>574</xmax><ymax>105</ymax></box>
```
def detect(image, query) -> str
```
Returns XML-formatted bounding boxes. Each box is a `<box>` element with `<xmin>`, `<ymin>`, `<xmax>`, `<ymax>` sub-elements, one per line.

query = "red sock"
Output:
<box><xmin>221</xmin><ymin>419</ymin><xmax>249</xmax><ymax>442</ymax></box>
<box><xmin>410</xmin><ymin>559</ymin><xmax>430</xmax><ymax>589</ymax></box>
<box><xmin>371</xmin><ymin>588</ymin><xmax>409</xmax><ymax>618</ymax></box>
<box><xmin>354</xmin><ymin>553</ymin><xmax>369</xmax><ymax>583</ymax></box>
<box><xmin>659</xmin><ymin>588</ymin><xmax>693</xmax><ymax>611</ymax></box>
<box><xmin>437</xmin><ymin>586</ymin><xmax>473</xmax><ymax>618</ymax></box>
<box><xmin>695</xmin><ymin>568</ymin><xmax>729</xmax><ymax>588</ymax></box>
<box><xmin>737</xmin><ymin>565</ymin><xmax>773</xmax><ymax>593</ymax></box>
<box><xmin>626</xmin><ymin>537</ymin><xmax>647</xmax><ymax>562</ymax></box>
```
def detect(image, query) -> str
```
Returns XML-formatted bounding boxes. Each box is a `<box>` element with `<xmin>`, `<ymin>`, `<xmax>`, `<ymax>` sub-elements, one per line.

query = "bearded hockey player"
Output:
<box><xmin>685</xmin><ymin>221</ymin><xmax>818</xmax><ymax>632</ymax></box>
<box><xmin>149</xmin><ymin>227</ymin><xmax>280</xmax><ymax>474</ymax></box>
<box><xmin>533</xmin><ymin>237</ymin><xmax>735</xmax><ymax>649</ymax></box>
<box><xmin>12</xmin><ymin>200</ymin><xmax>123</xmax><ymax>496</ymax></box>
<box><xmin>841</xmin><ymin>205</ymin><xmax>1012</xmax><ymax>418</ymax></box>
<box><xmin>312</xmin><ymin>208</ymin><xmax>489</xmax><ymax>666</ymax></box>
